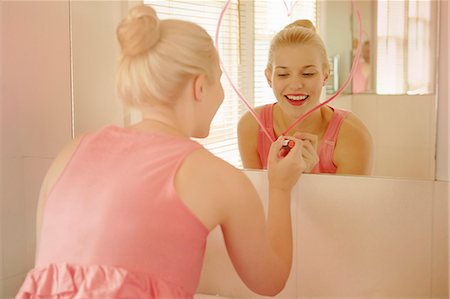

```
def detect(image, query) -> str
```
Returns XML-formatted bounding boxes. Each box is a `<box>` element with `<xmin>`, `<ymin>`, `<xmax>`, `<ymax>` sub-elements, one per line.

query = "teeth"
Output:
<box><xmin>286</xmin><ymin>95</ymin><xmax>308</xmax><ymax>101</ymax></box>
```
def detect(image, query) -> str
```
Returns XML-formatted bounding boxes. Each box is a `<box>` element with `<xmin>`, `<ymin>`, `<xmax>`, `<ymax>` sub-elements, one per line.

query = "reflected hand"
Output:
<box><xmin>293</xmin><ymin>132</ymin><xmax>319</xmax><ymax>173</ymax></box>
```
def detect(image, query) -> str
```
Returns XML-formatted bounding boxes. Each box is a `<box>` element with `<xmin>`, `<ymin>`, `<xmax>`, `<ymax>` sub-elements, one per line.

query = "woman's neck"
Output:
<box><xmin>129</xmin><ymin>107</ymin><xmax>189</xmax><ymax>137</ymax></box>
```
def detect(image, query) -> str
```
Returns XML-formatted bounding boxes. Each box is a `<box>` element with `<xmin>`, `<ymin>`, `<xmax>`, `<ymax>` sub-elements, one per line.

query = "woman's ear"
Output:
<box><xmin>193</xmin><ymin>74</ymin><xmax>205</xmax><ymax>101</ymax></box>
<box><xmin>322</xmin><ymin>69</ymin><xmax>330</xmax><ymax>86</ymax></box>
<box><xmin>265</xmin><ymin>68</ymin><xmax>273</xmax><ymax>88</ymax></box>
<box><xmin>322</xmin><ymin>67</ymin><xmax>331</xmax><ymax>86</ymax></box>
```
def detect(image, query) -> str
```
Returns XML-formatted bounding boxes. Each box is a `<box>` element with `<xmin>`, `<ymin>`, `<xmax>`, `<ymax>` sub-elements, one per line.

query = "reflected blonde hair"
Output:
<box><xmin>267</xmin><ymin>19</ymin><xmax>329</xmax><ymax>73</ymax></box>
<box><xmin>116</xmin><ymin>5</ymin><xmax>218</xmax><ymax>108</ymax></box>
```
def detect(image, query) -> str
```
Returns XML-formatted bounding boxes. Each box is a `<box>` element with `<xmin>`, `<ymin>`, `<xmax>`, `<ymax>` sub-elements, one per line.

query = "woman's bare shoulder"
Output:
<box><xmin>341</xmin><ymin>112</ymin><xmax>372</xmax><ymax>140</ymax></box>
<box><xmin>183</xmin><ymin>147</ymin><xmax>248</xmax><ymax>181</ymax></box>
<box><xmin>43</xmin><ymin>135</ymin><xmax>86</xmax><ymax>193</ymax></box>
<box><xmin>175</xmin><ymin>147</ymin><xmax>260</xmax><ymax>229</ymax></box>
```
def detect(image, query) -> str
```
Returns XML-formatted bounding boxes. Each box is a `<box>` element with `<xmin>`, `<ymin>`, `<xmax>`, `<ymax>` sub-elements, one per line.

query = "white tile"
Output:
<box><xmin>197</xmin><ymin>171</ymin><xmax>438</xmax><ymax>298</ymax></box>
<box><xmin>1</xmin><ymin>158</ymin><xmax>29</xmax><ymax>278</ymax></box>
<box><xmin>2</xmin><ymin>1</ymin><xmax>72</xmax><ymax>158</ymax></box>
<box><xmin>2</xmin><ymin>273</ymin><xmax>26</xmax><ymax>299</ymax></box>
<box><xmin>376</xmin><ymin>95</ymin><xmax>436</xmax><ymax>150</ymax></box>
<box><xmin>1</xmin><ymin>97</ymin><xmax>23</xmax><ymax>159</ymax></box>
<box><xmin>373</xmin><ymin>147</ymin><xmax>435</xmax><ymax>179</ymax></box>
<box><xmin>295</xmin><ymin>174</ymin><xmax>433</xmax><ymax>297</ymax></box>
<box><xmin>23</xmin><ymin>158</ymin><xmax>53</xmax><ymax>269</ymax></box>
<box><xmin>71</xmin><ymin>1</ymin><xmax>124</xmax><ymax>135</ymax></box>
<box><xmin>431</xmin><ymin>181</ymin><xmax>449</xmax><ymax>298</ymax></box>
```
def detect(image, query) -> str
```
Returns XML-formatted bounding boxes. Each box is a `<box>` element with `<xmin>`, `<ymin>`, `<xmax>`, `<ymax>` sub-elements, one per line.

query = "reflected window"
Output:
<box><xmin>144</xmin><ymin>0</ymin><xmax>317</xmax><ymax>167</ymax></box>
<box><xmin>376</xmin><ymin>0</ymin><xmax>436</xmax><ymax>95</ymax></box>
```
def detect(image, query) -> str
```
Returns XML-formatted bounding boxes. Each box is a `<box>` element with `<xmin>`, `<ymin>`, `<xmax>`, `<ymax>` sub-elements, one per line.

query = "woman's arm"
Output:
<box><xmin>237</xmin><ymin>110</ymin><xmax>263</xmax><ymax>169</ymax></box>
<box><xmin>334</xmin><ymin>114</ymin><xmax>373</xmax><ymax>175</ymax></box>
<box><xmin>176</xmin><ymin>137</ymin><xmax>305</xmax><ymax>296</ymax></box>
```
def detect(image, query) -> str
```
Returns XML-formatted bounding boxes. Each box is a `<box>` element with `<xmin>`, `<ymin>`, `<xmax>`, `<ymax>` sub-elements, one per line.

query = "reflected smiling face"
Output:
<box><xmin>265</xmin><ymin>44</ymin><xmax>329</xmax><ymax>119</ymax></box>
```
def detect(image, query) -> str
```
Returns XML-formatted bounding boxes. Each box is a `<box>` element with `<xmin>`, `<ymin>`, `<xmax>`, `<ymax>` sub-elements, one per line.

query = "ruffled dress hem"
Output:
<box><xmin>16</xmin><ymin>263</ymin><xmax>193</xmax><ymax>299</ymax></box>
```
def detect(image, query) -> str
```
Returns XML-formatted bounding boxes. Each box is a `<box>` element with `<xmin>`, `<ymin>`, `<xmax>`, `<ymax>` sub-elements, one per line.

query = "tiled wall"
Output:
<box><xmin>436</xmin><ymin>0</ymin><xmax>449</xmax><ymax>182</ymax></box>
<box><xmin>0</xmin><ymin>0</ymin><xmax>3</xmax><ymax>295</ymax></box>
<box><xmin>70</xmin><ymin>1</ymin><xmax>124</xmax><ymax>135</ymax></box>
<box><xmin>197</xmin><ymin>171</ymin><xmax>449</xmax><ymax>299</ymax></box>
<box><xmin>437</xmin><ymin>0</ymin><xmax>449</xmax><ymax>294</ymax></box>
<box><xmin>0</xmin><ymin>2</ymin><xmax>72</xmax><ymax>298</ymax></box>
<box><xmin>352</xmin><ymin>94</ymin><xmax>436</xmax><ymax>180</ymax></box>
<box><xmin>322</xmin><ymin>93</ymin><xmax>436</xmax><ymax>180</ymax></box>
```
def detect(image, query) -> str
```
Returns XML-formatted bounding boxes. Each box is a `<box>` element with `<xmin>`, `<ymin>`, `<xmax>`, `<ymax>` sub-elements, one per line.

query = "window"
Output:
<box><xmin>144</xmin><ymin>0</ymin><xmax>317</xmax><ymax>167</ymax></box>
<box><xmin>376</xmin><ymin>0</ymin><xmax>436</xmax><ymax>94</ymax></box>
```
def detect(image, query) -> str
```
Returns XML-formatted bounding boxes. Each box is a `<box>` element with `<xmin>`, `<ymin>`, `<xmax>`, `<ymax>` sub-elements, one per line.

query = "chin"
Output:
<box><xmin>192</xmin><ymin>130</ymin><xmax>210</xmax><ymax>139</ymax></box>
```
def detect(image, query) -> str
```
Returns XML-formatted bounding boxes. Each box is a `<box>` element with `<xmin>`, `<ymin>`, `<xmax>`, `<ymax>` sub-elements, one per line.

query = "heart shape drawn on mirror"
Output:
<box><xmin>283</xmin><ymin>0</ymin><xmax>298</xmax><ymax>17</ymax></box>
<box><xmin>215</xmin><ymin>0</ymin><xmax>363</xmax><ymax>142</ymax></box>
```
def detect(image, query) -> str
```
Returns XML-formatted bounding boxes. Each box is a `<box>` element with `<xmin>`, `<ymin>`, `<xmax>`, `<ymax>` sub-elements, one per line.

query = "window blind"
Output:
<box><xmin>376</xmin><ymin>0</ymin><xmax>436</xmax><ymax>95</ymax></box>
<box><xmin>144</xmin><ymin>0</ymin><xmax>243</xmax><ymax>167</ymax></box>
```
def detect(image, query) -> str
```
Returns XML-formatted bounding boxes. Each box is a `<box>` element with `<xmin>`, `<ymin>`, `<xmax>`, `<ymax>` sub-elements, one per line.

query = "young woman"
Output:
<box><xmin>16</xmin><ymin>5</ymin><xmax>311</xmax><ymax>299</ymax></box>
<box><xmin>238</xmin><ymin>20</ymin><xmax>373</xmax><ymax>175</ymax></box>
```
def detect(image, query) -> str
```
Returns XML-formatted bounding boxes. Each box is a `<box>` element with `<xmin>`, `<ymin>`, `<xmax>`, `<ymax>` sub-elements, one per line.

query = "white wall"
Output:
<box><xmin>0</xmin><ymin>1</ymin><xmax>3</xmax><ymax>296</ymax></box>
<box><xmin>198</xmin><ymin>171</ymin><xmax>448</xmax><ymax>299</ymax></box>
<box><xmin>0</xmin><ymin>2</ymin><xmax>125</xmax><ymax>297</ymax></box>
<box><xmin>436</xmin><ymin>0</ymin><xmax>449</xmax><ymax>182</ymax></box>
<box><xmin>1</xmin><ymin>2</ymin><xmax>72</xmax><ymax>298</ymax></box>
<box><xmin>352</xmin><ymin>94</ymin><xmax>436</xmax><ymax>180</ymax></box>
<box><xmin>71</xmin><ymin>1</ymin><xmax>124</xmax><ymax>135</ymax></box>
<box><xmin>437</xmin><ymin>1</ymin><xmax>450</xmax><ymax>295</ymax></box>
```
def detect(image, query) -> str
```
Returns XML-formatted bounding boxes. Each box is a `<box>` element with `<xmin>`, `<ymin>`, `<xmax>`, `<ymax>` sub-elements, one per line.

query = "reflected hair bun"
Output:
<box><xmin>117</xmin><ymin>5</ymin><xmax>161</xmax><ymax>57</ymax></box>
<box><xmin>285</xmin><ymin>19</ymin><xmax>316</xmax><ymax>32</ymax></box>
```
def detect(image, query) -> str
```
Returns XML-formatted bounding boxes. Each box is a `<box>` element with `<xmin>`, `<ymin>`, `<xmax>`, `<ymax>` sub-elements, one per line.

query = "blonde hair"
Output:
<box><xmin>266</xmin><ymin>19</ymin><xmax>329</xmax><ymax>72</ymax></box>
<box><xmin>116</xmin><ymin>5</ymin><xmax>218</xmax><ymax>108</ymax></box>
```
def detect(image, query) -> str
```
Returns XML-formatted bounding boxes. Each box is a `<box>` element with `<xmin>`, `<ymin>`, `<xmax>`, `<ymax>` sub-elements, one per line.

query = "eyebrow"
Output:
<box><xmin>275</xmin><ymin>65</ymin><xmax>318</xmax><ymax>70</ymax></box>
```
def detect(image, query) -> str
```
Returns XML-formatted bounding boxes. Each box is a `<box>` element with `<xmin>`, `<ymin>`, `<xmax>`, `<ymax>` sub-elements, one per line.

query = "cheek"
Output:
<box><xmin>312</xmin><ymin>78</ymin><xmax>325</xmax><ymax>90</ymax></box>
<box><xmin>272</xmin><ymin>79</ymin><xmax>285</xmax><ymax>91</ymax></box>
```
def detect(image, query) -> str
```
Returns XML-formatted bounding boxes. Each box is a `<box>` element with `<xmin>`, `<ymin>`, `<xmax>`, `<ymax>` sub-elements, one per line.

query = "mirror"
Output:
<box><xmin>71</xmin><ymin>0</ymin><xmax>438</xmax><ymax>180</ymax></box>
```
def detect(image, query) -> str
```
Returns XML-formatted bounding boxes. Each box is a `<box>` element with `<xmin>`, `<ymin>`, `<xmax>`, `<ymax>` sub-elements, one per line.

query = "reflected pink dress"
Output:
<box><xmin>256</xmin><ymin>104</ymin><xmax>350</xmax><ymax>173</ymax></box>
<box><xmin>16</xmin><ymin>125</ymin><xmax>208</xmax><ymax>299</ymax></box>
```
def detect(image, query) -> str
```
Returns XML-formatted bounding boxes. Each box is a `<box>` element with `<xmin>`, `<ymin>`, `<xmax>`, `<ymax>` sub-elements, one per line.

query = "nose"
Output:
<box><xmin>289</xmin><ymin>76</ymin><xmax>304</xmax><ymax>89</ymax></box>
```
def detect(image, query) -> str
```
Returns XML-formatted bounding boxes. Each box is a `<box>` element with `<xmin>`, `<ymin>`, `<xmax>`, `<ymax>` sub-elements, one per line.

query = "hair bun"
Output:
<box><xmin>285</xmin><ymin>19</ymin><xmax>316</xmax><ymax>32</ymax></box>
<box><xmin>117</xmin><ymin>5</ymin><xmax>161</xmax><ymax>56</ymax></box>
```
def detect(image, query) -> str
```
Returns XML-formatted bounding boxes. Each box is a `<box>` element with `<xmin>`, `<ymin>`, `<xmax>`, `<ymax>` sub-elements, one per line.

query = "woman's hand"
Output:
<box><xmin>267</xmin><ymin>136</ymin><xmax>306</xmax><ymax>192</ymax></box>
<box><xmin>293</xmin><ymin>132</ymin><xmax>319</xmax><ymax>173</ymax></box>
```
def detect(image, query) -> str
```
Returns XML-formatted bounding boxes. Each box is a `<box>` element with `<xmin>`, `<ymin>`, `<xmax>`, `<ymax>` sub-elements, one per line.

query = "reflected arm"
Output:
<box><xmin>237</xmin><ymin>110</ymin><xmax>263</xmax><ymax>169</ymax></box>
<box><xmin>334</xmin><ymin>113</ymin><xmax>374</xmax><ymax>175</ymax></box>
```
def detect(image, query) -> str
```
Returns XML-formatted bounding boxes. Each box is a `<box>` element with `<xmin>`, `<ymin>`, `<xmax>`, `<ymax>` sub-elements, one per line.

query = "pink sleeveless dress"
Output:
<box><xmin>256</xmin><ymin>104</ymin><xmax>350</xmax><ymax>173</ymax></box>
<box><xmin>16</xmin><ymin>125</ymin><xmax>208</xmax><ymax>299</ymax></box>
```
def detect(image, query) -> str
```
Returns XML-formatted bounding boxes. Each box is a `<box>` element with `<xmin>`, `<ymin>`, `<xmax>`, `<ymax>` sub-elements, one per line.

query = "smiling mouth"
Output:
<box><xmin>285</xmin><ymin>95</ymin><xmax>309</xmax><ymax>106</ymax></box>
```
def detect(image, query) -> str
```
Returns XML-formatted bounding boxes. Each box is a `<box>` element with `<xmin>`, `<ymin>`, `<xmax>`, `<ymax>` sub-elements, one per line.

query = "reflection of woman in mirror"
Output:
<box><xmin>238</xmin><ymin>20</ymin><xmax>373</xmax><ymax>175</ymax></box>
<box><xmin>352</xmin><ymin>40</ymin><xmax>372</xmax><ymax>93</ymax></box>
<box><xmin>17</xmin><ymin>5</ymin><xmax>311</xmax><ymax>299</ymax></box>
